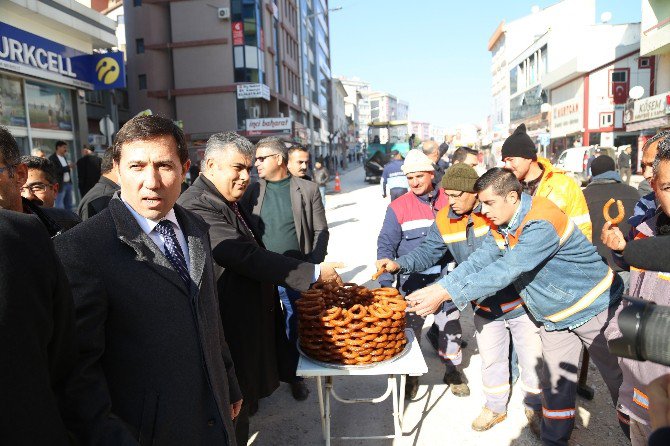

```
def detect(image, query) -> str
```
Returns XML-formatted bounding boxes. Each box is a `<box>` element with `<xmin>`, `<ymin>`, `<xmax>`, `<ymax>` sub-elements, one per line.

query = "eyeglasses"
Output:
<box><xmin>445</xmin><ymin>191</ymin><xmax>466</xmax><ymax>200</ymax></box>
<box><xmin>255</xmin><ymin>153</ymin><xmax>280</xmax><ymax>163</ymax></box>
<box><xmin>21</xmin><ymin>183</ymin><xmax>50</xmax><ymax>193</ymax></box>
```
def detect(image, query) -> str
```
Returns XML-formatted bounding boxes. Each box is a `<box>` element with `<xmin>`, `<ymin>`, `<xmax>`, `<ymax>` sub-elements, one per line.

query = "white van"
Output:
<box><xmin>555</xmin><ymin>145</ymin><xmax>616</xmax><ymax>185</ymax></box>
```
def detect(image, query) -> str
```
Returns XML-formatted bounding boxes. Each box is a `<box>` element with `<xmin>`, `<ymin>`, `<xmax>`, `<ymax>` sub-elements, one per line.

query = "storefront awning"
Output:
<box><xmin>626</xmin><ymin>115</ymin><xmax>670</xmax><ymax>132</ymax></box>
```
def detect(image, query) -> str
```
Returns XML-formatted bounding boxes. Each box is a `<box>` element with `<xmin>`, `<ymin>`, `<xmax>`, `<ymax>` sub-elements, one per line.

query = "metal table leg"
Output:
<box><xmin>317</xmin><ymin>376</ymin><xmax>326</xmax><ymax>440</ymax></box>
<box><xmin>398</xmin><ymin>374</ymin><xmax>406</xmax><ymax>424</ymax></box>
<box><xmin>390</xmin><ymin>375</ymin><xmax>401</xmax><ymax>441</ymax></box>
<box><xmin>325</xmin><ymin>376</ymin><xmax>332</xmax><ymax>446</ymax></box>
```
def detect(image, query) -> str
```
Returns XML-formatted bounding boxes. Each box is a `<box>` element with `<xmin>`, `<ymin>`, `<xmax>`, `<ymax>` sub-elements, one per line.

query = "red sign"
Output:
<box><xmin>612</xmin><ymin>82</ymin><xmax>628</xmax><ymax>105</ymax></box>
<box><xmin>232</xmin><ymin>22</ymin><xmax>244</xmax><ymax>46</ymax></box>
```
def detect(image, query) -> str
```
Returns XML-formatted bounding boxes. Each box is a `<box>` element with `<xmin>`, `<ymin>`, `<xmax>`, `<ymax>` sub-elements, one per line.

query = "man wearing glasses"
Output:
<box><xmin>377</xmin><ymin>163</ymin><xmax>543</xmax><ymax>435</ymax></box>
<box><xmin>20</xmin><ymin>156</ymin><xmax>60</xmax><ymax>208</ymax></box>
<box><xmin>0</xmin><ymin>127</ymin><xmax>79</xmax><ymax>236</ymax></box>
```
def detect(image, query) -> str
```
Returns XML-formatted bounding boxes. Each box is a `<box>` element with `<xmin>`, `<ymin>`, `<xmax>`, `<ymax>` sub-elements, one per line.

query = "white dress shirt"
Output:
<box><xmin>121</xmin><ymin>198</ymin><xmax>190</xmax><ymax>268</ymax></box>
<box><xmin>56</xmin><ymin>154</ymin><xmax>71</xmax><ymax>183</ymax></box>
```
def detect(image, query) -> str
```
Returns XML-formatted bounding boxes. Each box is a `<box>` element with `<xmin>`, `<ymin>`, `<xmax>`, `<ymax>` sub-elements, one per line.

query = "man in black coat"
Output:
<box><xmin>77</xmin><ymin>146</ymin><xmax>120</xmax><ymax>220</ymax></box>
<box><xmin>0</xmin><ymin>210</ymin><xmax>77</xmax><ymax>445</ymax></box>
<box><xmin>48</xmin><ymin>140</ymin><xmax>75</xmax><ymax>210</ymax></box>
<box><xmin>178</xmin><ymin>132</ymin><xmax>342</xmax><ymax>446</ymax></box>
<box><xmin>76</xmin><ymin>145</ymin><xmax>102</xmax><ymax>197</ymax></box>
<box><xmin>583</xmin><ymin>155</ymin><xmax>640</xmax><ymax>287</ymax></box>
<box><xmin>54</xmin><ymin>116</ymin><xmax>242</xmax><ymax>445</ymax></box>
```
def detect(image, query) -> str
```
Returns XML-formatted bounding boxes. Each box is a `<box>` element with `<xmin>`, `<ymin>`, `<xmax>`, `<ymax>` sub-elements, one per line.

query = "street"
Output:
<box><xmin>248</xmin><ymin>165</ymin><xmax>630</xmax><ymax>446</ymax></box>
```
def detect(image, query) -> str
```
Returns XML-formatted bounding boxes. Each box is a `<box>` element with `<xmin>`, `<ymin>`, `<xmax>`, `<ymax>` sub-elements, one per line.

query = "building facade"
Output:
<box><xmin>338</xmin><ymin>76</ymin><xmax>370</xmax><ymax>143</ymax></box>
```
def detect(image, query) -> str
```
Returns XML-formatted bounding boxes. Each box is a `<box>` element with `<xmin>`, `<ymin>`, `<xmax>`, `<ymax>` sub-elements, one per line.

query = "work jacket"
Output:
<box><xmin>608</xmin><ymin>210</ymin><xmax>670</xmax><ymax>426</ymax></box>
<box><xmin>397</xmin><ymin>204</ymin><xmax>526</xmax><ymax>321</ymax></box>
<box><xmin>534</xmin><ymin>158</ymin><xmax>592</xmax><ymax>241</ymax></box>
<box><xmin>377</xmin><ymin>188</ymin><xmax>450</xmax><ymax>296</ymax></box>
<box><xmin>440</xmin><ymin>194</ymin><xmax>622</xmax><ymax>331</ymax></box>
<box><xmin>381</xmin><ymin>159</ymin><xmax>409</xmax><ymax>197</ymax></box>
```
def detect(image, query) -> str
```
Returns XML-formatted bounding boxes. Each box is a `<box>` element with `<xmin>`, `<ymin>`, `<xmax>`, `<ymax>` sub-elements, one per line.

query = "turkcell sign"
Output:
<box><xmin>0</xmin><ymin>22</ymin><xmax>125</xmax><ymax>90</ymax></box>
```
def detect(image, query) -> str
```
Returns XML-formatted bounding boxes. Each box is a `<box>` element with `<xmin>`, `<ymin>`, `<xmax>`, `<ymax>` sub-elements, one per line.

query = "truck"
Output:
<box><xmin>364</xmin><ymin>121</ymin><xmax>411</xmax><ymax>183</ymax></box>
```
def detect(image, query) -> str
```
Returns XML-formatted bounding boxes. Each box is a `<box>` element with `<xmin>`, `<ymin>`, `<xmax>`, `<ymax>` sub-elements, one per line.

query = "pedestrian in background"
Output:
<box><xmin>76</xmin><ymin>144</ymin><xmax>101</xmax><ymax>197</ymax></box>
<box><xmin>381</xmin><ymin>149</ymin><xmax>409</xmax><ymax>200</ymax></box>
<box><xmin>313</xmin><ymin>160</ymin><xmax>329</xmax><ymax>208</ymax></box>
<box><xmin>54</xmin><ymin>115</ymin><xmax>242</xmax><ymax>445</ymax></box>
<box><xmin>287</xmin><ymin>144</ymin><xmax>311</xmax><ymax>180</ymax></box>
<box><xmin>617</xmin><ymin>146</ymin><xmax>632</xmax><ymax>185</ymax></box>
<box><xmin>48</xmin><ymin>140</ymin><xmax>74</xmax><ymax>211</ymax></box>
<box><xmin>582</xmin><ymin>155</ymin><xmax>639</xmax><ymax>289</ymax></box>
<box><xmin>77</xmin><ymin>147</ymin><xmax>120</xmax><ymax>220</ymax></box>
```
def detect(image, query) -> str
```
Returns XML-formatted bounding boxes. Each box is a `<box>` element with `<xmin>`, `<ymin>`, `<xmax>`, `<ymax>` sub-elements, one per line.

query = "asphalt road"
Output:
<box><xmin>248</xmin><ymin>165</ymin><xmax>630</xmax><ymax>446</ymax></box>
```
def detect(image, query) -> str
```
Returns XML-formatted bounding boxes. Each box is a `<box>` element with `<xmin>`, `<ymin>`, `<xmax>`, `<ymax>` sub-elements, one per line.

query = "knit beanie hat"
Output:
<box><xmin>441</xmin><ymin>163</ymin><xmax>479</xmax><ymax>193</ymax></box>
<box><xmin>401</xmin><ymin>149</ymin><xmax>435</xmax><ymax>174</ymax></box>
<box><xmin>501</xmin><ymin>123</ymin><xmax>537</xmax><ymax>160</ymax></box>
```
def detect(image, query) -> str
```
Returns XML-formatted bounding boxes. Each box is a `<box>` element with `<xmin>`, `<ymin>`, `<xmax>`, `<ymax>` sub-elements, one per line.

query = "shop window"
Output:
<box><xmin>136</xmin><ymin>38</ymin><xmax>145</xmax><ymax>54</ymax></box>
<box><xmin>26</xmin><ymin>82</ymin><xmax>73</xmax><ymax>131</ymax></box>
<box><xmin>600</xmin><ymin>113</ymin><xmax>613</xmax><ymax>128</ymax></box>
<box><xmin>138</xmin><ymin>74</ymin><xmax>147</xmax><ymax>90</ymax></box>
<box><xmin>0</xmin><ymin>73</ymin><xmax>27</xmax><ymax>127</ymax></box>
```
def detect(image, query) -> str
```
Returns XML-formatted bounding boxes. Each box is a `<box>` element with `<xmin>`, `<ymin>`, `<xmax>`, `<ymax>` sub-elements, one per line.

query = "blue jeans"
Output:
<box><xmin>55</xmin><ymin>182</ymin><xmax>73</xmax><ymax>210</ymax></box>
<box><xmin>279</xmin><ymin>286</ymin><xmax>302</xmax><ymax>380</ymax></box>
<box><xmin>318</xmin><ymin>186</ymin><xmax>326</xmax><ymax>208</ymax></box>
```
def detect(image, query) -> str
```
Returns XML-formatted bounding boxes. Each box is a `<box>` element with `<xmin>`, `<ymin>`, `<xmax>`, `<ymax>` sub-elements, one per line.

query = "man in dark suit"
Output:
<box><xmin>179</xmin><ymin>132</ymin><xmax>341</xmax><ymax>445</ymax></box>
<box><xmin>0</xmin><ymin>210</ymin><xmax>77</xmax><ymax>445</ymax></box>
<box><xmin>48</xmin><ymin>140</ymin><xmax>74</xmax><ymax>210</ymax></box>
<box><xmin>76</xmin><ymin>144</ymin><xmax>102</xmax><ymax>197</ymax></box>
<box><xmin>0</xmin><ymin>127</ymin><xmax>80</xmax><ymax>236</ymax></box>
<box><xmin>54</xmin><ymin>115</ymin><xmax>242</xmax><ymax>445</ymax></box>
<box><xmin>77</xmin><ymin>146</ymin><xmax>120</xmax><ymax>220</ymax></box>
<box><xmin>243</xmin><ymin>136</ymin><xmax>329</xmax><ymax>400</ymax></box>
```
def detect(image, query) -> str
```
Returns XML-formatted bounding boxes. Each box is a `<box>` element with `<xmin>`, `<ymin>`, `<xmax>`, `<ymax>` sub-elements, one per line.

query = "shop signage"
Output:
<box><xmin>237</xmin><ymin>83</ymin><xmax>271</xmax><ymax>101</ymax></box>
<box><xmin>0</xmin><ymin>22</ymin><xmax>125</xmax><ymax>90</ymax></box>
<box><xmin>245</xmin><ymin>117</ymin><xmax>292</xmax><ymax>135</ymax></box>
<box><xmin>551</xmin><ymin>98</ymin><xmax>582</xmax><ymax>137</ymax></box>
<box><xmin>232</xmin><ymin>22</ymin><xmax>244</xmax><ymax>46</ymax></box>
<box><xmin>625</xmin><ymin>92</ymin><xmax>670</xmax><ymax>123</ymax></box>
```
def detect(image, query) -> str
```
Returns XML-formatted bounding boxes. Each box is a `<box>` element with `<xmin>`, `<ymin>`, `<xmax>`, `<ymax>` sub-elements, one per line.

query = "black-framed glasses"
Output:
<box><xmin>21</xmin><ymin>183</ymin><xmax>50</xmax><ymax>193</ymax></box>
<box><xmin>255</xmin><ymin>153</ymin><xmax>280</xmax><ymax>163</ymax></box>
<box><xmin>446</xmin><ymin>191</ymin><xmax>466</xmax><ymax>199</ymax></box>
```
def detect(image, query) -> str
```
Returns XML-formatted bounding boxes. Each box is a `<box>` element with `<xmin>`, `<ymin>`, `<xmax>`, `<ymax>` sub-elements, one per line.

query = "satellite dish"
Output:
<box><xmin>629</xmin><ymin>85</ymin><xmax>645</xmax><ymax>100</ymax></box>
<box><xmin>601</xmin><ymin>12</ymin><xmax>612</xmax><ymax>23</ymax></box>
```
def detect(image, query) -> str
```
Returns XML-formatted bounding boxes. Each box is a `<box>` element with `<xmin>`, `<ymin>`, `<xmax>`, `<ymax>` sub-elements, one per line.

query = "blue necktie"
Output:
<box><xmin>155</xmin><ymin>220</ymin><xmax>191</xmax><ymax>289</ymax></box>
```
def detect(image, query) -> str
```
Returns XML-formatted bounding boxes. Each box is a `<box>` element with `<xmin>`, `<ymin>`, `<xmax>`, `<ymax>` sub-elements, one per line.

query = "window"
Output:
<box><xmin>133</xmin><ymin>0</ymin><xmax>141</xmax><ymax>6</ymax></box>
<box><xmin>639</xmin><ymin>57</ymin><xmax>651</xmax><ymax>69</ymax></box>
<box><xmin>138</xmin><ymin>74</ymin><xmax>147</xmax><ymax>90</ymax></box>
<box><xmin>136</xmin><ymin>38</ymin><xmax>144</xmax><ymax>54</ymax></box>
<box><xmin>611</xmin><ymin>71</ymin><xmax>627</xmax><ymax>83</ymax></box>
<box><xmin>600</xmin><ymin>113</ymin><xmax>613</xmax><ymax>128</ymax></box>
<box><xmin>85</xmin><ymin>90</ymin><xmax>103</xmax><ymax>105</ymax></box>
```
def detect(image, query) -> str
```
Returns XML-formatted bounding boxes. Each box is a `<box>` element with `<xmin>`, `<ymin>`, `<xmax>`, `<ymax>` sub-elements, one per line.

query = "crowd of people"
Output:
<box><xmin>1</xmin><ymin>115</ymin><xmax>669</xmax><ymax>446</ymax></box>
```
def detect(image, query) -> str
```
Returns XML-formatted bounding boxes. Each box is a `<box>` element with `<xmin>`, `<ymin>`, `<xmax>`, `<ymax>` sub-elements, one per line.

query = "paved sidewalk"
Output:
<box><xmin>248</xmin><ymin>166</ymin><xmax>629</xmax><ymax>446</ymax></box>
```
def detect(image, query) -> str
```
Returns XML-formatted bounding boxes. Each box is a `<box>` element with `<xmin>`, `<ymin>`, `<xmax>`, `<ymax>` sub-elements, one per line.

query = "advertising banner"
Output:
<box><xmin>237</xmin><ymin>83</ymin><xmax>271</xmax><ymax>101</ymax></box>
<box><xmin>0</xmin><ymin>21</ymin><xmax>125</xmax><ymax>90</ymax></box>
<box><xmin>245</xmin><ymin>117</ymin><xmax>292</xmax><ymax>135</ymax></box>
<box><xmin>26</xmin><ymin>82</ymin><xmax>73</xmax><ymax>131</ymax></box>
<box><xmin>0</xmin><ymin>72</ymin><xmax>26</xmax><ymax>127</ymax></box>
<box><xmin>232</xmin><ymin>22</ymin><xmax>244</xmax><ymax>45</ymax></box>
<box><xmin>625</xmin><ymin>92</ymin><xmax>670</xmax><ymax>123</ymax></box>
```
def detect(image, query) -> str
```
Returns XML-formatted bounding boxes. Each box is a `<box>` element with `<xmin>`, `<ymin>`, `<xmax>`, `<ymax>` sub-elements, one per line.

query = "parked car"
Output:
<box><xmin>555</xmin><ymin>145</ymin><xmax>617</xmax><ymax>185</ymax></box>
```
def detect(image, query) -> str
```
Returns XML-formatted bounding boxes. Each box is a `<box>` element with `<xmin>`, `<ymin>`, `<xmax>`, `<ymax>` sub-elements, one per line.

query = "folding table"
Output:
<box><xmin>296</xmin><ymin>329</ymin><xmax>428</xmax><ymax>445</ymax></box>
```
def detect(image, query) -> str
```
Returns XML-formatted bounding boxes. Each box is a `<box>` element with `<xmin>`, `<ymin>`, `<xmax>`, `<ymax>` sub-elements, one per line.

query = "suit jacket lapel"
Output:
<box><xmin>109</xmin><ymin>198</ymin><xmax>189</xmax><ymax>295</ymax></box>
<box><xmin>290</xmin><ymin>177</ymin><xmax>304</xmax><ymax>246</ymax></box>
<box><xmin>174</xmin><ymin>204</ymin><xmax>207</xmax><ymax>292</ymax></box>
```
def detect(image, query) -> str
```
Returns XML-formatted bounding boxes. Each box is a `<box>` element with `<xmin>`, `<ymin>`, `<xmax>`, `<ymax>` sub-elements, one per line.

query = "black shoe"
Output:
<box><xmin>290</xmin><ymin>380</ymin><xmax>310</xmax><ymax>401</ymax></box>
<box><xmin>249</xmin><ymin>400</ymin><xmax>259</xmax><ymax>417</ymax></box>
<box><xmin>405</xmin><ymin>376</ymin><xmax>419</xmax><ymax>400</ymax></box>
<box><xmin>426</xmin><ymin>325</ymin><xmax>439</xmax><ymax>352</ymax></box>
<box><xmin>443</xmin><ymin>369</ymin><xmax>470</xmax><ymax>397</ymax></box>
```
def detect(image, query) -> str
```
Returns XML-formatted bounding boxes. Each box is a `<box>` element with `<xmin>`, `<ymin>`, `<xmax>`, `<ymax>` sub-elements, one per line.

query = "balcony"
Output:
<box><xmin>641</xmin><ymin>2</ymin><xmax>670</xmax><ymax>56</ymax></box>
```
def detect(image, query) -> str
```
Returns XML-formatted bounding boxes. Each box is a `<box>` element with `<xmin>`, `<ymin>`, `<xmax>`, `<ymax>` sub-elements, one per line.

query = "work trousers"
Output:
<box><xmin>408</xmin><ymin>303</ymin><xmax>462</xmax><ymax>368</ymax></box>
<box><xmin>539</xmin><ymin>306</ymin><xmax>623</xmax><ymax>446</ymax></box>
<box><xmin>474</xmin><ymin>313</ymin><xmax>543</xmax><ymax>414</ymax></box>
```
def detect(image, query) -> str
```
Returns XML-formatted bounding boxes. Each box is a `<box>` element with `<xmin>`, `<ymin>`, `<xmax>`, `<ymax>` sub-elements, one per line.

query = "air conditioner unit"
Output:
<box><xmin>249</xmin><ymin>106</ymin><xmax>261</xmax><ymax>119</ymax></box>
<box><xmin>217</xmin><ymin>8</ymin><xmax>230</xmax><ymax>19</ymax></box>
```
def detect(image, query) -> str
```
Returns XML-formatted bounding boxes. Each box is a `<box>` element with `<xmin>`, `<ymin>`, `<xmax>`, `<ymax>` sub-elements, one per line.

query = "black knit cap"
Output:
<box><xmin>590</xmin><ymin>155</ymin><xmax>616</xmax><ymax>177</ymax></box>
<box><xmin>501</xmin><ymin>124</ymin><xmax>537</xmax><ymax>160</ymax></box>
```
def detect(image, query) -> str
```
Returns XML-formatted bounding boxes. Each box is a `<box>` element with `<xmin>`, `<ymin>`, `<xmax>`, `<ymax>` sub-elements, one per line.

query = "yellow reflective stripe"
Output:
<box><xmin>545</xmin><ymin>269</ymin><xmax>614</xmax><ymax>323</ymax></box>
<box><xmin>501</xmin><ymin>298</ymin><xmax>524</xmax><ymax>313</ymax></box>
<box><xmin>474</xmin><ymin>225</ymin><xmax>490</xmax><ymax>237</ymax></box>
<box><xmin>659</xmin><ymin>272</ymin><xmax>670</xmax><ymax>282</ymax></box>
<box><xmin>521</xmin><ymin>382</ymin><xmax>542</xmax><ymax>394</ymax></box>
<box><xmin>633</xmin><ymin>388</ymin><xmax>649</xmax><ymax>409</ymax></box>
<box><xmin>438</xmin><ymin>349</ymin><xmax>462</xmax><ymax>360</ymax></box>
<box><xmin>482</xmin><ymin>383</ymin><xmax>510</xmax><ymax>394</ymax></box>
<box><xmin>442</xmin><ymin>231</ymin><xmax>467</xmax><ymax>243</ymax></box>
<box><xmin>558</xmin><ymin>220</ymin><xmax>575</xmax><ymax>245</ymax></box>
<box><xmin>571</xmin><ymin>213</ymin><xmax>591</xmax><ymax>226</ymax></box>
<box><xmin>542</xmin><ymin>407</ymin><xmax>575</xmax><ymax>419</ymax></box>
<box><xmin>494</xmin><ymin>238</ymin><xmax>506</xmax><ymax>249</ymax></box>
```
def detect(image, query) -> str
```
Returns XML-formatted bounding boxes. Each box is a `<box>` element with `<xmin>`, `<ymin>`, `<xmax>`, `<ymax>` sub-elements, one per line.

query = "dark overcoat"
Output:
<box><xmin>178</xmin><ymin>176</ymin><xmax>315</xmax><ymax>403</ymax></box>
<box><xmin>54</xmin><ymin>197</ymin><xmax>241</xmax><ymax>446</ymax></box>
<box><xmin>0</xmin><ymin>210</ymin><xmax>76</xmax><ymax>445</ymax></box>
